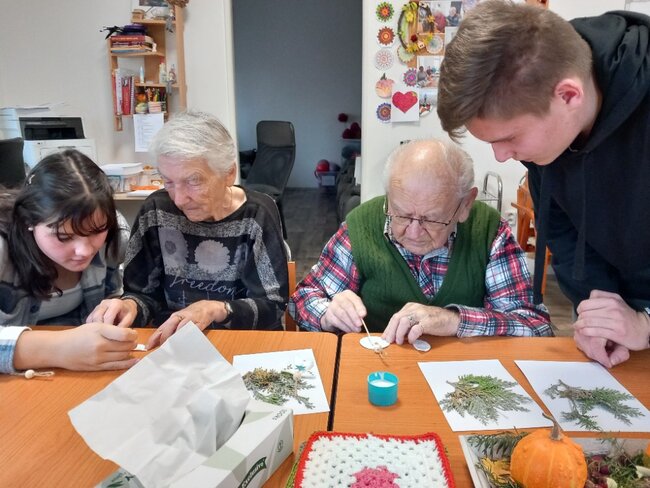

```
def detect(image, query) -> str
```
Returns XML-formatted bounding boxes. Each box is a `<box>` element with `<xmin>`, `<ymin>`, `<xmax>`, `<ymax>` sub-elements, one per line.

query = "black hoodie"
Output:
<box><xmin>524</xmin><ymin>10</ymin><xmax>650</xmax><ymax>313</ymax></box>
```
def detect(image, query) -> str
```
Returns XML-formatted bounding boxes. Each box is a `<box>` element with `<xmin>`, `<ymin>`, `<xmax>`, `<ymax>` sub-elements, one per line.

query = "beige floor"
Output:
<box><xmin>540</xmin><ymin>273</ymin><xmax>575</xmax><ymax>336</ymax></box>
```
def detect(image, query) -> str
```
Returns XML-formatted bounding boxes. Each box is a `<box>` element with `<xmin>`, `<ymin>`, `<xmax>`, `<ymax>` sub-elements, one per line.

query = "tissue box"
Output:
<box><xmin>98</xmin><ymin>399</ymin><xmax>293</xmax><ymax>488</ymax></box>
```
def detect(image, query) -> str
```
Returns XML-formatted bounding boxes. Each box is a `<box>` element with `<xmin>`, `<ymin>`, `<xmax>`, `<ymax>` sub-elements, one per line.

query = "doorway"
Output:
<box><xmin>232</xmin><ymin>0</ymin><xmax>362</xmax><ymax>188</ymax></box>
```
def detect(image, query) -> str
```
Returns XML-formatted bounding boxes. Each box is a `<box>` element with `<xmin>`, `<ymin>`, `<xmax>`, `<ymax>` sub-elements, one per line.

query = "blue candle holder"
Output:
<box><xmin>367</xmin><ymin>371</ymin><xmax>398</xmax><ymax>406</ymax></box>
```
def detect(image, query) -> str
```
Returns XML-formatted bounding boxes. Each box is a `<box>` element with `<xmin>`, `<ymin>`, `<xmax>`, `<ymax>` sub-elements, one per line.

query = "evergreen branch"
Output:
<box><xmin>545</xmin><ymin>380</ymin><xmax>642</xmax><ymax>431</ymax></box>
<box><xmin>440</xmin><ymin>374</ymin><xmax>532</xmax><ymax>425</ymax></box>
<box><xmin>467</xmin><ymin>431</ymin><xmax>529</xmax><ymax>459</ymax></box>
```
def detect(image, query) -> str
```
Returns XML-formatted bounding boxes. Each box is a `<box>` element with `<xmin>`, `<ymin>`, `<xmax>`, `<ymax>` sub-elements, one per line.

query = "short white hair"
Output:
<box><xmin>149</xmin><ymin>111</ymin><xmax>236</xmax><ymax>175</ymax></box>
<box><xmin>382</xmin><ymin>139</ymin><xmax>474</xmax><ymax>198</ymax></box>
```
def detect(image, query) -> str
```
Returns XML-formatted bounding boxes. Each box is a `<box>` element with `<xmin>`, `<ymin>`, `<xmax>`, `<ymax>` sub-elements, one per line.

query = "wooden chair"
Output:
<box><xmin>512</xmin><ymin>174</ymin><xmax>552</xmax><ymax>295</ymax></box>
<box><xmin>284</xmin><ymin>260</ymin><xmax>298</xmax><ymax>331</ymax></box>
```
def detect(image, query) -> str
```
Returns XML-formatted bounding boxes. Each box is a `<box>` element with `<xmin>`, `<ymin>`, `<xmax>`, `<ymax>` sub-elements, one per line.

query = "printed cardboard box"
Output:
<box><xmin>98</xmin><ymin>399</ymin><xmax>293</xmax><ymax>488</ymax></box>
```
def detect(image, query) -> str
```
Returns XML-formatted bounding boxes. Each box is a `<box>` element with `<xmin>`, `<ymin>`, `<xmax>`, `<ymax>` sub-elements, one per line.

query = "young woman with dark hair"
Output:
<box><xmin>0</xmin><ymin>150</ymin><xmax>137</xmax><ymax>374</ymax></box>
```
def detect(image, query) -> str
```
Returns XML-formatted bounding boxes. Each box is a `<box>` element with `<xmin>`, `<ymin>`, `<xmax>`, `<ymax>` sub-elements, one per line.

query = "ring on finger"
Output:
<box><xmin>408</xmin><ymin>314</ymin><xmax>417</xmax><ymax>326</ymax></box>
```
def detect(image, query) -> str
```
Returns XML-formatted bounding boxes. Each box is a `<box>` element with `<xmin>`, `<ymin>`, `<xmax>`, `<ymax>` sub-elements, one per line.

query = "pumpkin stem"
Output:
<box><xmin>542</xmin><ymin>412</ymin><xmax>563</xmax><ymax>441</ymax></box>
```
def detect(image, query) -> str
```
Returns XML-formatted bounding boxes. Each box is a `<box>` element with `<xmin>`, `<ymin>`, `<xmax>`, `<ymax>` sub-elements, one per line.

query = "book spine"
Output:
<box><xmin>110</xmin><ymin>35</ymin><xmax>154</xmax><ymax>43</ymax></box>
<box><xmin>130</xmin><ymin>77</ymin><xmax>135</xmax><ymax>116</ymax></box>
<box><xmin>114</xmin><ymin>69</ymin><xmax>123</xmax><ymax>115</ymax></box>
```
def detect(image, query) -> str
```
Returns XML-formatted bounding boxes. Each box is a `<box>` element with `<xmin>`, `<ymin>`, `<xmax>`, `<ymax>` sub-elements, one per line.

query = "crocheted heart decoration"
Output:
<box><xmin>392</xmin><ymin>91</ymin><xmax>418</xmax><ymax>113</ymax></box>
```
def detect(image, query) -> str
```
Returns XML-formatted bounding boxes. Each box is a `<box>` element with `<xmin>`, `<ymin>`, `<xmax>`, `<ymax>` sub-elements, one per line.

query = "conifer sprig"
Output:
<box><xmin>544</xmin><ymin>379</ymin><xmax>642</xmax><ymax>431</ymax></box>
<box><xmin>440</xmin><ymin>374</ymin><xmax>532</xmax><ymax>425</ymax></box>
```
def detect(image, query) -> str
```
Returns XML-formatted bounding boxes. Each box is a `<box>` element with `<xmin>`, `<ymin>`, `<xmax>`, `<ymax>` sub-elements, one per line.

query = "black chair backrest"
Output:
<box><xmin>0</xmin><ymin>137</ymin><xmax>26</xmax><ymax>188</ymax></box>
<box><xmin>245</xmin><ymin>121</ymin><xmax>295</xmax><ymax>196</ymax></box>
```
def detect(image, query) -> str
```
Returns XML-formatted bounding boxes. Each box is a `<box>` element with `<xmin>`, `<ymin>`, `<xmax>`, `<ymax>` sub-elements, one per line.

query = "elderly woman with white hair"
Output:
<box><xmin>88</xmin><ymin>111</ymin><xmax>288</xmax><ymax>348</ymax></box>
<box><xmin>289</xmin><ymin>138</ymin><xmax>552</xmax><ymax>342</ymax></box>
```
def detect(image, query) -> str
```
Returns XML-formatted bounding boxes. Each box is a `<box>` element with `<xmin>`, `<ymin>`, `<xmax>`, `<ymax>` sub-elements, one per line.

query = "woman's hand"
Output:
<box><xmin>13</xmin><ymin>323</ymin><xmax>139</xmax><ymax>372</ymax></box>
<box><xmin>87</xmin><ymin>298</ymin><xmax>138</xmax><ymax>327</ymax></box>
<box><xmin>146</xmin><ymin>300</ymin><xmax>227</xmax><ymax>349</ymax></box>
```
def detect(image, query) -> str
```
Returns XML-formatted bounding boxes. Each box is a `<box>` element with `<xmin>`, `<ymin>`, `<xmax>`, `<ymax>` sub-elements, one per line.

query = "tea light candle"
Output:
<box><xmin>368</xmin><ymin>371</ymin><xmax>399</xmax><ymax>406</ymax></box>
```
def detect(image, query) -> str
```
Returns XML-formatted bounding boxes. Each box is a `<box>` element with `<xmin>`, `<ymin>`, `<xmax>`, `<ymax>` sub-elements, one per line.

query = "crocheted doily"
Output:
<box><xmin>292</xmin><ymin>432</ymin><xmax>455</xmax><ymax>488</ymax></box>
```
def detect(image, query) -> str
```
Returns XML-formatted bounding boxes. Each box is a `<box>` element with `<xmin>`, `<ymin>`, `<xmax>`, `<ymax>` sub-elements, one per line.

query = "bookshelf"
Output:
<box><xmin>108</xmin><ymin>6</ymin><xmax>187</xmax><ymax>131</ymax></box>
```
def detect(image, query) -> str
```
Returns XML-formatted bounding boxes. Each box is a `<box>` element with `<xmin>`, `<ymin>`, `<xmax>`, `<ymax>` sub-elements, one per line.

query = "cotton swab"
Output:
<box><xmin>361</xmin><ymin>318</ymin><xmax>387</xmax><ymax>357</ymax></box>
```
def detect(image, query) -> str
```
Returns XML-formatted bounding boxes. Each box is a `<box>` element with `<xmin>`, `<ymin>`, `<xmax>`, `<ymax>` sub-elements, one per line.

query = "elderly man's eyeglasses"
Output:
<box><xmin>384</xmin><ymin>199</ymin><xmax>463</xmax><ymax>231</ymax></box>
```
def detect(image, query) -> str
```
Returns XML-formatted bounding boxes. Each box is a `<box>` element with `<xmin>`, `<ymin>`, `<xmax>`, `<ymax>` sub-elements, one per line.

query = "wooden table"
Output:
<box><xmin>332</xmin><ymin>335</ymin><xmax>650</xmax><ymax>487</ymax></box>
<box><xmin>0</xmin><ymin>329</ymin><xmax>338</xmax><ymax>487</ymax></box>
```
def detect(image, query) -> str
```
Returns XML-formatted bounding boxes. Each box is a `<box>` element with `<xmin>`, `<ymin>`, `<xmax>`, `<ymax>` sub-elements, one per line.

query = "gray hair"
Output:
<box><xmin>382</xmin><ymin>139</ymin><xmax>474</xmax><ymax>198</ymax></box>
<box><xmin>149</xmin><ymin>111</ymin><xmax>237</xmax><ymax>175</ymax></box>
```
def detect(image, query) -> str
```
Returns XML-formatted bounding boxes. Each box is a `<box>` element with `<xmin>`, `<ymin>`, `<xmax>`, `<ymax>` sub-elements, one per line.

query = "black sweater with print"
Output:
<box><xmin>123</xmin><ymin>187</ymin><xmax>288</xmax><ymax>329</ymax></box>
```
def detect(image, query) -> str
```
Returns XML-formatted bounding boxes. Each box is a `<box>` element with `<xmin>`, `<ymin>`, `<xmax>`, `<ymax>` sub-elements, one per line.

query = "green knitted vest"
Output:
<box><xmin>346</xmin><ymin>196</ymin><xmax>500</xmax><ymax>331</ymax></box>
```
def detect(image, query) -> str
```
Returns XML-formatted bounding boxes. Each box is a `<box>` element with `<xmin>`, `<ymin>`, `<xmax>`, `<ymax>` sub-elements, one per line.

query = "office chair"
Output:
<box><xmin>0</xmin><ymin>137</ymin><xmax>26</xmax><ymax>188</ymax></box>
<box><xmin>243</xmin><ymin>121</ymin><xmax>296</xmax><ymax>237</ymax></box>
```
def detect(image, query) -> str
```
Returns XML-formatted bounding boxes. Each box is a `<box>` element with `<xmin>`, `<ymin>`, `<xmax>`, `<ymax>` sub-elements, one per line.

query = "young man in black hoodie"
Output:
<box><xmin>437</xmin><ymin>1</ymin><xmax>650</xmax><ymax>368</ymax></box>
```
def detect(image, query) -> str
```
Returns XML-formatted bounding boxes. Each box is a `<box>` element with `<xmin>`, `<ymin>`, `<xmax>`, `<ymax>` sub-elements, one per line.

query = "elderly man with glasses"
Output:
<box><xmin>289</xmin><ymin>139</ymin><xmax>552</xmax><ymax>343</ymax></box>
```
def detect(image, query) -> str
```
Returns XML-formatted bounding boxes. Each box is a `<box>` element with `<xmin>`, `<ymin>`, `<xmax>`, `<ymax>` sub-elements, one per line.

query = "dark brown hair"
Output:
<box><xmin>437</xmin><ymin>0</ymin><xmax>592</xmax><ymax>141</ymax></box>
<box><xmin>0</xmin><ymin>150</ymin><xmax>118</xmax><ymax>298</ymax></box>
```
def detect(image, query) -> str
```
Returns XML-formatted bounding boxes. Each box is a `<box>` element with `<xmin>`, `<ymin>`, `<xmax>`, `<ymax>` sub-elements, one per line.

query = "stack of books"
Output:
<box><xmin>109</xmin><ymin>34</ymin><xmax>157</xmax><ymax>54</ymax></box>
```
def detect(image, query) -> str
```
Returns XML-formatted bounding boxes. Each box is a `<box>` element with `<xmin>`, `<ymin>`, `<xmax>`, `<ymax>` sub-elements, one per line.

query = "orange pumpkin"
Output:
<box><xmin>510</xmin><ymin>414</ymin><xmax>587</xmax><ymax>488</ymax></box>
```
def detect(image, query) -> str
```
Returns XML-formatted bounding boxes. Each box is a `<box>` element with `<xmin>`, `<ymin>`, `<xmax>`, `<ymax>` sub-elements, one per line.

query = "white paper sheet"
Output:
<box><xmin>69</xmin><ymin>324</ymin><xmax>251</xmax><ymax>488</ymax></box>
<box><xmin>418</xmin><ymin>359</ymin><xmax>551</xmax><ymax>431</ymax></box>
<box><xmin>516</xmin><ymin>360</ymin><xmax>650</xmax><ymax>432</ymax></box>
<box><xmin>133</xmin><ymin>113</ymin><xmax>164</xmax><ymax>152</ymax></box>
<box><xmin>232</xmin><ymin>348</ymin><xmax>330</xmax><ymax>415</ymax></box>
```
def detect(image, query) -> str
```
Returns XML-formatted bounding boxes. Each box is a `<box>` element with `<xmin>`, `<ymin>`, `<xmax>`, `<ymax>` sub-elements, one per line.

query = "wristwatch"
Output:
<box><xmin>218</xmin><ymin>301</ymin><xmax>233</xmax><ymax>325</ymax></box>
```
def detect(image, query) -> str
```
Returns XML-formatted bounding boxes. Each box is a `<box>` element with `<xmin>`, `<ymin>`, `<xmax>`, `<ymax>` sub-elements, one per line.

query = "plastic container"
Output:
<box><xmin>102</xmin><ymin>163</ymin><xmax>144</xmax><ymax>193</ymax></box>
<box><xmin>368</xmin><ymin>371</ymin><xmax>399</xmax><ymax>406</ymax></box>
<box><xmin>107</xmin><ymin>174</ymin><xmax>141</xmax><ymax>193</ymax></box>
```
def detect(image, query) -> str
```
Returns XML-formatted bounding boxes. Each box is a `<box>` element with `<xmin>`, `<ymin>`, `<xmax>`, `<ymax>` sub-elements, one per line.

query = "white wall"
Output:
<box><xmin>359</xmin><ymin>0</ymin><xmax>631</xmax><ymax>214</ymax></box>
<box><xmin>0</xmin><ymin>0</ymin><xmax>644</xmax><ymax>205</ymax></box>
<box><xmin>232</xmin><ymin>0</ymin><xmax>362</xmax><ymax>187</ymax></box>
<box><xmin>0</xmin><ymin>0</ymin><xmax>236</xmax><ymax>167</ymax></box>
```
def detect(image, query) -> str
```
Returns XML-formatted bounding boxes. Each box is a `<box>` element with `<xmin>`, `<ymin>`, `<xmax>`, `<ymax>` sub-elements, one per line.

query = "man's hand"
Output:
<box><xmin>573</xmin><ymin>330</ymin><xmax>630</xmax><ymax>368</ymax></box>
<box><xmin>382</xmin><ymin>303</ymin><xmax>460</xmax><ymax>345</ymax></box>
<box><xmin>320</xmin><ymin>290</ymin><xmax>366</xmax><ymax>333</ymax></box>
<box><xmin>574</xmin><ymin>290</ymin><xmax>650</xmax><ymax>352</ymax></box>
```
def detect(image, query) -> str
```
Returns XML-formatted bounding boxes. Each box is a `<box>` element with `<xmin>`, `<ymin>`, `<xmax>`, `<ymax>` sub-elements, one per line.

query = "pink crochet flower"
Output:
<box><xmin>351</xmin><ymin>465</ymin><xmax>400</xmax><ymax>487</ymax></box>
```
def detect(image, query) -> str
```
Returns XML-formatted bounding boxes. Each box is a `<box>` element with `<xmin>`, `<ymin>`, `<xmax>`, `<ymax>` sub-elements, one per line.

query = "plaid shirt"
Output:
<box><xmin>289</xmin><ymin>218</ymin><xmax>552</xmax><ymax>337</ymax></box>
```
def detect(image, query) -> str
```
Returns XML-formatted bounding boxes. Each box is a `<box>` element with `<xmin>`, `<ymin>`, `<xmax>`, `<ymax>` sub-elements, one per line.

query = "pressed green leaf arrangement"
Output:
<box><xmin>545</xmin><ymin>379</ymin><xmax>643</xmax><ymax>431</ymax></box>
<box><xmin>242</xmin><ymin>367</ymin><xmax>315</xmax><ymax>409</ymax></box>
<box><xmin>440</xmin><ymin>374</ymin><xmax>532</xmax><ymax>425</ymax></box>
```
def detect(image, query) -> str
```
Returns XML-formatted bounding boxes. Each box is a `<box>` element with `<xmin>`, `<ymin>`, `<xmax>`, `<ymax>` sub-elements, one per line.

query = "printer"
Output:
<box><xmin>0</xmin><ymin>107</ymin><xmax>97</xmax><ymax>167</ymax></box>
